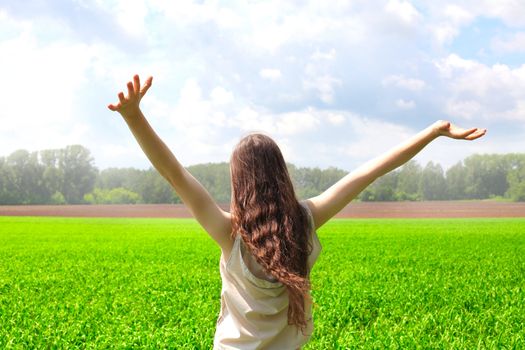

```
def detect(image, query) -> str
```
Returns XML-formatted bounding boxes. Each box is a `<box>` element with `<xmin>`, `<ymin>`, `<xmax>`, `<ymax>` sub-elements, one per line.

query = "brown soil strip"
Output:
<box><xmin>1</xmin><ymin>201</ymin><xmax>524</xmax><ymax>218</ymax></box>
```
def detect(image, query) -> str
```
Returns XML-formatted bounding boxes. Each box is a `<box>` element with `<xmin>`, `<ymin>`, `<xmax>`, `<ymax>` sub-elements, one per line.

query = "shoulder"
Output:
<box><xmin>300</xmin><ymin>200</ymin><xmax>315</xmax><ymax>223</ymax></box>
<box><xmin>300</xmin><ymin>199</ymin><xmax>314</xmax><ymax>214</ymax></box>
<box><xmin>215</xmin><ymin>211</ymin><xmax>234</xmax><ymax>259</ymax></box>
<box><xmin>299</xmin><ymin>200</ymin><xmax>318</xmax><ymax>235</ymax></box>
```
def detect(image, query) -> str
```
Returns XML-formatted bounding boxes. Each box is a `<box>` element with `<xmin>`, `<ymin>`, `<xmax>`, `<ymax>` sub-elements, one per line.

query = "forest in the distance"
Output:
<box><xmin>1</xmin><ymin>145</ymin><xmax>524</xmax><ymax>205</ymax></box>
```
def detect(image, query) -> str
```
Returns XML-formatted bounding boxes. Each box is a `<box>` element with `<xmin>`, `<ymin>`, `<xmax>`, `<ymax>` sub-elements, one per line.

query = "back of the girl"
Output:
<box><xmin>215</xmin><ymin>134</ymin><xmax>323</xmax><ymax>349</ymax></box>
<box><xmin>214</xmin><ymin>202</ymin><xmax>321</xmax><ymax>349</ymax></box>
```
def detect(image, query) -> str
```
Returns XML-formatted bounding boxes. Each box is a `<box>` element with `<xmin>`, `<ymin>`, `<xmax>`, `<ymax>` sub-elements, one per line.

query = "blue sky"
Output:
<box><xmin>0</xmin><ymin>0</ymin><xmax>524</xmax><ymax>172</ymax></box>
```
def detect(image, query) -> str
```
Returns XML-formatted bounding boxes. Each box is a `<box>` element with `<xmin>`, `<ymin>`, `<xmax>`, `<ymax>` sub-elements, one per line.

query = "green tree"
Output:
<box><xmin>445</xmin><ymin>161</ymin><xmax>467</xmax><ymax>200</ymax></box>
<box><xmin>505</xmin><ymin>154</ymin><xmax>525</xmax><ymax>201</ymax></box>
<box><xmin>463</xmin><ymin>154</ymin><xmax>510</xmax><ymax>199</ymax></box>
<box><xmin>4</xmin><ymin>145</ymin><xmax>523</xmax><ymax>204</ymax></box>
<box><xmin>289</xmin><ymin>164</ymin><xmax>347</xmax><ymax>200</ymax></box>
<box><xmin>0</xmin><ymin>156</ymin><xmax>18</xmax><ymax>204</ymax></box>
<box><xmin>59</xmin><ymin>145</ymin><xmax>98</xmax><ymax>204</ymax></box>
<box><xmin>396</xmin><ymin>160</ymin><xmax>422</xmax><ymax>201</ymax></box>
<box><xmin>84</xmin><ymin>187</ymin><xmax>141</xmax><ymax>204</ymax></box>
<box><xmin>40</xmin><ymin>148</ymin><xmax>63</xmax><ymax>203</ymax></box>
<box><xmin>97</xmin><ymin>167</ymin><xmax>145</xmax><ymax>191</ymax></box>
<box><xmin>50</xmin><ymin>191</ymin><xmax>66</xmax><ymax>205</ymax></box>
<box><xmin>188</xmin><ymin>162</ymin><xmax>231</xmax><ymax>203</ymax></box>
<box><xmin>97</xmin><ymin>167</ymin><xmax>181</xmax><ymax>204</ymax></box>
<box><xmin>419</xmin><ymin>161</ymin><xmax>446</xmax><ymax>200</ymax></box>
<box><xmin>5</xmin><ymin>150</ymin><xmax>47</xmax><ymax>204</ymax></box>
<box><xmin>107</xmin><ymin>187</ymin><xmax>141</xmax><ymax>204</ymax></box>
<box><xmin>136</xmin><ymin>168</ymin><xmax>180</xmax><ymax>204</ymax></box>
<box><xmin>359</xmin><ymin>171</ymin><xmax>399</xmax><ymax>201</ymax></box>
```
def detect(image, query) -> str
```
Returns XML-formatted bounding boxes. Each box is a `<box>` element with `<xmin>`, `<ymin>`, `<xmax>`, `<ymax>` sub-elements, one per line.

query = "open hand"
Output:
<box><xmin>433</xmin><ymin>120</ymin><xmax>487</xmax><ymax>140</ymax></box>
<box><xmin>108</xmin><ymin>74</ymin><xmax>153</xmax><ymax>118</ymax></box>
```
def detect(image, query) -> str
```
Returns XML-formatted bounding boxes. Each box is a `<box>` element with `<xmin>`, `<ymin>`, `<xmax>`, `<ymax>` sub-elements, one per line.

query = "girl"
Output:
<box><xmin>108</xmin><ymin>75</ymin><xmax>486</xmax><ymax>349</ymax></box>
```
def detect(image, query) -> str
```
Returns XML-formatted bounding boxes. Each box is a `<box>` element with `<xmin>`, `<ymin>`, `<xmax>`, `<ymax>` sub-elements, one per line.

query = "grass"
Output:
<box><xmin>0</xmin><ymin>216</ymin><xmax>524</xmax><ymax>349</ymax></box>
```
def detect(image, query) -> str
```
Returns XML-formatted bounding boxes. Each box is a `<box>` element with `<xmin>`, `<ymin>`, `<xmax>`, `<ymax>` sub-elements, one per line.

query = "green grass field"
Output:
<box><xmin>0</xmin><ymin>216</ymin><xmax>524</xmax><ymax>349</ymax></box>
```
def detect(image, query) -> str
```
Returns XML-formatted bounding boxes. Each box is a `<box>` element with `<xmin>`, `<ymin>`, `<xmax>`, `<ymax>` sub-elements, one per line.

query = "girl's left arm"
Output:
<box><xmin>306</xmin><ymin>120</ymin><xmax>487</xmax><ymax>229</ymax></box>
<box><xmin>108</xmin><ymin>75</ymin><xmax>232</xmax><ymax>248</ymax></box>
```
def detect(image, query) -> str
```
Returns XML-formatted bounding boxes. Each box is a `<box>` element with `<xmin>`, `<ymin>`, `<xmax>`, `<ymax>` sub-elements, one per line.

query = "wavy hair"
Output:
<box><xmin>230</xmin><ymin>133</ymin><xmax>312</xmax><ymax>332</ymax></box>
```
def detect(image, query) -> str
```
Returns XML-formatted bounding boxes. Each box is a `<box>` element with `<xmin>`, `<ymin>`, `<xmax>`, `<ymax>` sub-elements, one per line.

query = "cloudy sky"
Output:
<box><xmin>1</xmin><ymin>0</ymin><xmax>524</xmax><ymax>172</ymax></box>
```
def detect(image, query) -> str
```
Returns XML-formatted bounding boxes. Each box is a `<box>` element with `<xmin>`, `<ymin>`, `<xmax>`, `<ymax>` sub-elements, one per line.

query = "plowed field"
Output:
<box><xmin>1</xmin><ymin>201</ymin><xmax>524</xmax><ymax>218</ymax></box>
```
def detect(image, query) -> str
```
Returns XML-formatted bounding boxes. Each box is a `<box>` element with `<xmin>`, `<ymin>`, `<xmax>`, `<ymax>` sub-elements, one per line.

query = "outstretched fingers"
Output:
<box><xmin>456</xmin><ymin>127</ymin><xmax>478</xmax><ymax>139</ymax></box>
<box><xmin>118</xmin><ymin>91</ymin><xmax>126</xmax><ymax>104</ymax></box>
<box><xmin>108</xmin><ymin>74</ymin><xmax>153</xmax><ymax>113</ymax></box>
<box><xmin>133</xmin><ymin>75</ymin><xmax>141</xmax><ymax>95</ymax></box>
<box><xmin>127</xmin><ymin>81</ymin><xmax>135</xmax><ymax>99</ymax></box>
<box><xmin>140</xmin><ymin>76</ymin><xmax>153</xmax><ymax>96</ymax></box>
<box><xmin>465</xmin><ymin>128</ymin><xmax>487</xmax><ymax>140</ymax></box>
<box><xmin>108</xmin><ymin>91</ymin><xmax>127</xmax><ymax>112</ymax></box>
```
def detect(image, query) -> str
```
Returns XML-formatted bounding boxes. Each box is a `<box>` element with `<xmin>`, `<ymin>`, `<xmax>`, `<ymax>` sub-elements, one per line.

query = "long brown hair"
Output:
<box><xmin>230</xmin><ymin>133</ymin><xmax>312</xmax><ymax>332</ymax></box>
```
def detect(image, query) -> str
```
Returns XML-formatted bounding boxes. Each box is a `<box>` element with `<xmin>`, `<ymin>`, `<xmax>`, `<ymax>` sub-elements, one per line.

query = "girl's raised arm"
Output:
<box><xmin>108</xmin><ymin>75</ymin><xmax>232</xmax><ymax>248</ymax></box>
<box><xmin>305</xmin><ymin>120</ymin><xmax>487</xmax><ymax>229</ymax></box>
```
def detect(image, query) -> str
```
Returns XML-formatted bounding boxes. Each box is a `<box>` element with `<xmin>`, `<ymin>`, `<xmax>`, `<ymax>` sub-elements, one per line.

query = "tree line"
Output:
<box><xmin>0</xmin><ymin>145</ymin><xmax>524</xmax><ymax>205</ymax></box>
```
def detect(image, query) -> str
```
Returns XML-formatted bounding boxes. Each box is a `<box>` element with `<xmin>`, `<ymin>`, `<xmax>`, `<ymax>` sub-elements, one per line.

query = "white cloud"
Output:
<box><xmin>326</xmin><ymin>113</ymin><xmax>346</xmax><ymax>125</ymax></box>
<box><xmin>478</xmin><ymin>1</ymin><xmax>525</xmax><ymax>27</ymax></box>
<box><xmin>234</xmin><ymin>107</ymin><xmax>270</xmax><ymax>132</ymax></box>
<box><xmin>310</xmin><ymin>48</ymin><xmax>336</xmax><ymax>61</ymax></box>
<box><xmin>0</xmin><ymin>16</ymin><xmax>95</xmax><ymax>156</ymax></box>
<box><xmin>435</xmin><ymin>54</ymin><xmax>525</xmax><ymax>121</ymax></box>
<box><xmin>170</xmin><ymin>79</ymin><xmax>232</xmax><ymax>130</ymax></box>
<box><xmin>231</xmin><ymin>108</ymin><xmax>321</xmax><ymax>136</ymax></box>
<box><xmin>147</xmin><ymin>0</ymin><xmax>241</xmax><ymax>28</ymax></box>
<box><xmin>210</xmin><ymin>86</ymin><xmax>234</xmax><ymax>105</ymax></box>
<box><xmin>303</xmin><ymin>74</ymin><xmax>342</xmax><ymax>104</ymax></box>
<box><xmin>1</xmin><ymin>0</ymin><xmax>523</xmax><ymax>172</ymax></box>
<box><xmin>113</xmin><ymin>0</ymin><xmax>149</xmax><ymax>37</ymax></box>
<box><xmin>445</xmin><ymin>100</ymin><xmax>481</xmax><ymax>120</ymax></box>
<box><xmin>385</xmin><ymin>0</ymin><xmax>421</xmax><ymax>26</ymax></box>
<box><xmin>148</xmin><ymin>1</ymin><xmax>364</xmax><ymax>54</ymax></box>
<box><xmin>444</xmin><ymin>4</ymin><xmax>475</xmax><ymax>25</ymax></box>
<box><xmin>423</xmin><ymin>2</ymin><xmax>525</xmax><ymax>46</ymax></box>
<box><xmin>137</xmin><ymin>79</ymin><xmax>239</xmax><ymax>166</ymax></box>
<box><xmin>259</xmin><ymin>68</ymin><xmax>282</xmax><ymax>81</ymax></box>
<box><xmin>424</xmin><ymin>4</ymin><xmax>474</xmax><ymax>45</ymax></box>
<box><xmin>342</xmin><ymin>114</ymin><xmax>415</xmax><ymax>160</ymax></box>
<box><xmin>156</xmin><ymin>80</ymin><xmax>341</xmax><ymax>164</ymax></box>
<box><xmin>179</xmin><ymin>79</ymin><xmax>202</xmax><ymax>103</ymax></box>
<box><xmin>492</xmin><ymin>32</ymin><xmax>525</xmax><ymax>53</ymax></box>
<box><xmin>396</xmin><ymin>99</ymin><xmax>416</xmax><ymax>109</ymax></box>
<box><xmin>276</xmin><ymin>110</ymin><xmax>320</xmax><ymax>135</ymax></box>
<box><xmin>434</xmin><ymin>54</ymin><xmax>477</xmax><ymax>77</ymax></box>
<box><xmin>382</xmin><ymin>75</ymin><xmax>426</xmax><ymax>91</ymax></box>
<box><xmin>101</xmin><ymin>144</ymin><xmax>133</xmax><ymax>158</ymax></box>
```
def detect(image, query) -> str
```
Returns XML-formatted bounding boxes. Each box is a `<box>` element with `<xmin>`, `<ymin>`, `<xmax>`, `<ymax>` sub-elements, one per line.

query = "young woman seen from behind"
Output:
<box><xmin>108</xmin><ymin>75</ymin><xmax>486</xmax><ymax>349</ymax></box>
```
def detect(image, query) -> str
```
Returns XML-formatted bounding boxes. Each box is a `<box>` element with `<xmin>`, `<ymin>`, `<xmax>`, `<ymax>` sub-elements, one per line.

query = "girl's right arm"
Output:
<box><xmin>305</xmin><ymin>120</ymin><xmax>486</xmax><ymax>229</ymax></box>
<box><xmin>108</xmin><ymin>75</ymin><xmax>232</xmax><ymax>248</ymax></box>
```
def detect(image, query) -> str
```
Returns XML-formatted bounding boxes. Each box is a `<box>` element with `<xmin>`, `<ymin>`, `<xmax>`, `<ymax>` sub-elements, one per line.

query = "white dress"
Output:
<box><xmin>213</xmin><ymin>202</ymin><xmax>322</xmax><ymax>350</ymax></box>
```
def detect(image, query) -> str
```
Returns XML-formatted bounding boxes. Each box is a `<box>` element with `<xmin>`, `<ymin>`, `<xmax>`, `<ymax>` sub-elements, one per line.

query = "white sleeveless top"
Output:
<box><xmin>213</xmin><ymin>202</ymin><xmax>322</xmax><ymax>350</ymax></box>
